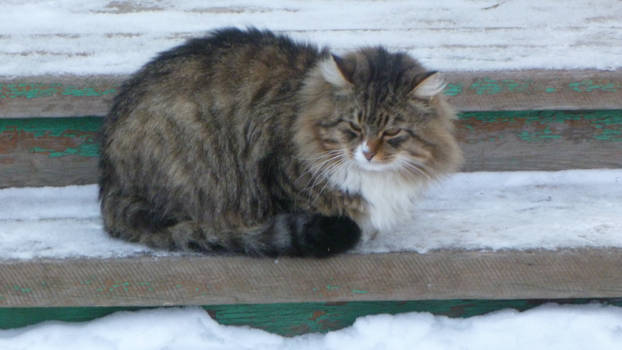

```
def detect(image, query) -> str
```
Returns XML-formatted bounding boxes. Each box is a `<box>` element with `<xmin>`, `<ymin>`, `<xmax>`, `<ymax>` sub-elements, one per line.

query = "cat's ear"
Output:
<box><xmin>410</xmin><ymin>72</ymin><xmax>446</xmax><ymax>99</ymax></box>
<box><xmin>319</xmin><ymin>54</ymin><xmax>354</xmax><ymax>89</ymax></box>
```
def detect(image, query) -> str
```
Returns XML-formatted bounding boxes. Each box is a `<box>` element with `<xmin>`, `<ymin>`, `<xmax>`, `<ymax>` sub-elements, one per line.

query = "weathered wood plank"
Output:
<box><xmin>0</xmin><ymin>76</ymin><xmax>118</xmax><ymax>118</ymax></box>
<box><xmin>445</xmin><ymin>70</ymin><xmax>622</xmax><ymax>111</ymax></box>
<box><xmin>458</xmin><ymin>110</ymin><xmax>622</xmax><ymax>171</ymax></box>
<box><xmin>0</xmin><ymin>249</ymin><xmax>620</xmax><ymax>307</ymax></box>
<box><xmin>0</xmin><ymin>117</ymin><xmax>100</xmax><ymax>187</ymax></box>
<box><xmin>1</xmin><ymin>70</ymin><xmax>621</xmax><ymax>118</ymax></box>
<box><xmin>2</xmin><ymin>110</ymin><xmax>621</xmax><ymax>187</ymax></box>
<box><xmin>3</xmin><ymin>299</ymin><xmax>619</xmax><ymax>335</ymax></box>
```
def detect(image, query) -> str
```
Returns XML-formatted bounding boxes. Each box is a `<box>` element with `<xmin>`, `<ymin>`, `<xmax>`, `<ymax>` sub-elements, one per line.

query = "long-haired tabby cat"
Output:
<box><xmin>99</xmin><ymin>28</ymin><xmax>462</xmax><ymax>257</ymax></box>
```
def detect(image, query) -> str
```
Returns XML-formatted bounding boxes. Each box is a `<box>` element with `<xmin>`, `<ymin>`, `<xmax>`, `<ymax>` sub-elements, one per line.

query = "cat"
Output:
<box><xmin>98</xmin><ymin>27</ymin><xmax>462</xmax><ymax>257</ymax></box>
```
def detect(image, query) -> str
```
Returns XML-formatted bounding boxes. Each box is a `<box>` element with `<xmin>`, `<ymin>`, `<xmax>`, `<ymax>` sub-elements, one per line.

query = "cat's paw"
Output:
<box><xmin>300</xmin><ymin>215</ymin><xmax>361</xmax><ymax>257</ymax></box>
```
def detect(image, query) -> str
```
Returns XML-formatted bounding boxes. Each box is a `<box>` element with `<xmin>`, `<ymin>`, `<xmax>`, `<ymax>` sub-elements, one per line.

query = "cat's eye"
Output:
<box><xmin>383</xmin><ymin>128</ymin><xmax>402</xmax><ymax>137</ymax></box>
<box><xmin>348</xmin><ymin>122</ymin><xmax>362</xmax><ymax>133</ymax></box>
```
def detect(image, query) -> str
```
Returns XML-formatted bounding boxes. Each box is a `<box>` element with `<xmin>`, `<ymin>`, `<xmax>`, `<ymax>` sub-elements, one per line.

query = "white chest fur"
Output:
<box><xmin>328</xmin><ymin>165</ymin><xmax>423</xmax><ymax>236</ymax></box>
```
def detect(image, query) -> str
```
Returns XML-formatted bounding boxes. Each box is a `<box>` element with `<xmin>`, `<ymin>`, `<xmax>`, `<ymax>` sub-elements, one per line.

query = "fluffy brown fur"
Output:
<box><xmin>99</xmin><ymin>28</ymin><xmax>462</xmax><ymax>257</ymax></box>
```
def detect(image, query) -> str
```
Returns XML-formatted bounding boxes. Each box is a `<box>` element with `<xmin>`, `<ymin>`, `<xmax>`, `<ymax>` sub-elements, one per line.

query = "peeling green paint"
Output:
<box><xmin>137</xmin><ymin>282</ymin><xmax>155</xmax><ymax>292</ymax></box>
<box><xmin>459</xmin><ymin>110</ymin><xmax>622</xmax><ymax>142</ymax></box>
<box><xmin>466</xmin><ymin>78</ymin><xmax>531</xmax><ymax>96</ymax></box>
<box><xmin>517</xmin><ymin>129</ymin><xmax>562</xmax><ymax>142</ymax></box>
<box><xmin>0</xmin><ymin>117</ymin><xmax>101</xmax><ymax>158</ymax></box>
<box><xmin>352</xmin><ymin>289</ymin><xmax>369</xmax><ymax>294</ymax></box>
<box><xmin>437</xmin><ymin>77</ymin><xmax>620</xmax><ymax>97</ymax></box>
<box><xmin>594</xmin><ymin>129</ymin><xmax>622</xmax><ymax>141</ymax></box>
<box><xmin>0</xmin><ymin>83</ymin><xmax>116</xmax><ymax>99</ymax></box>
<box><xmin>3</xmin><ymin>77</ymin><xmax>618</xmax><ymax>102</ymax></box>
<box><xmin>470</xmin><ymin>77</ymin><xmax>503</xmax><ymax>95</ymax></box>
<box><xmin>443</xmin><ymin>83</ymin><xmax>463</xmax><ymax>96</ymax></box>
<box><xmin>13</xmin><ymin>286</ymin><xmax>31</xmax><ymax>294</ymax></box>
<box><xmin>569</xmin><ymin>80</ymin><xmax>617</xmax><ymax>93</ymax></box>
<box><xmin>31</xmin><ymin>144</ymin><xmax>99</xmax><ymax>158</ymax></box>
<box><xmin>0</xmin><ymin>117</ymin><xmax>100</xmax><ymax>137</ymax></box>
<box><xmin>2</xmin><ymin>111</ymin><xmax>622</xmax><ymax>162</ymax></box>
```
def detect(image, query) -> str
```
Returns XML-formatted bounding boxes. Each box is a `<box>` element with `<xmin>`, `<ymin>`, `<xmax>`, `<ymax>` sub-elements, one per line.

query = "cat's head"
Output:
<box><xmin>295</xmin><ymin>47</ymin><xmax>463</xmax><ymax>184</ymax></box>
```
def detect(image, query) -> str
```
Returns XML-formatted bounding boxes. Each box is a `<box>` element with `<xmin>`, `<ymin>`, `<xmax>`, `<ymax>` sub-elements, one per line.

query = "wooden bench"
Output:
<box><xmin>2</xmin><ymin>70</ymin><xmax>621</xmax><ymax>335</ymax></box>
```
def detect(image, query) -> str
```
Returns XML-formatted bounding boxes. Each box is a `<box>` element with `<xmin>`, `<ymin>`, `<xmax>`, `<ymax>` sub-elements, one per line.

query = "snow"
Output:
<box><xmin>0</xmin><ymin>185</ymin><xmax>159</xmax><ymax>259</ymax></box>
<box><xmin>1</xmin><ymin>304</ymin><xmax>622</xmax><ymax>350</ymax></box>
<box><xmin>2</xmin><ymin>1</ymin><xmax>622</xmax><ymax>345</ymax></box>
<box><xmin>369</xmin><ymin>169</ymin><xmax>622</xmax><ymax>252</ymax></box>
<box><xmin>1</xmin><ymin>169</ymin><xmax>621</xmax><ymax>259</ymax></box>
<box><xmin>1</xmin><ymin>0</ymin><xmax>621</xmax><ymax>76</ymax></box>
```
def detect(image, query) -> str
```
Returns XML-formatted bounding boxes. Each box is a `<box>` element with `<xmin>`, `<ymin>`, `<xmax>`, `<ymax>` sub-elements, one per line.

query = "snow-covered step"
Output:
<box><xmin>1</xmin><ymin>170</ymin><xmax>621</xmax><ymax>305</ymax></box>
<box><xmin>1</xmin><ymin>0</ymin><xmax>621</xmax><ymax>75</ymax></box>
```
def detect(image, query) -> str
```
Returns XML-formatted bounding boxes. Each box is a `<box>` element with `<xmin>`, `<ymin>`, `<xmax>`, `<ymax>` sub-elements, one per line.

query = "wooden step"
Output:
<box><xmin>2</xmin><ymin>70</ymin><xmax>621</xmax><ymax>118</ymax></box>
<box><xmin>1</xmin><ymin>249</ymin><xmax>620</xmax><ymax>307</ymax></box>
<box><xmin>2</xmin><ymin>110</ymin><xmax>622</xmax><ymax>188</ymax></box>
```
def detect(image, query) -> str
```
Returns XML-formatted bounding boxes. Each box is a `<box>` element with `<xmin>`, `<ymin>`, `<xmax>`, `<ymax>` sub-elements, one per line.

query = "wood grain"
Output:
<box><xmin>0</xmin><ymin>249</ymin><xmax>620</xmax><ymax>307</ymax></box>
<box><xmin>1</xmin><ymin>70</ymin><xmax>621</xmax><ymax>118</ymax></box>
<box><xmin>2</xmin><ymin>110</ymin><xmax>621</xmax><ymax>187</ymax></box>
<box><xmin>0</xmin><ymin>117</ymin><xmax>100</xmax><ymax>187</ymax></box>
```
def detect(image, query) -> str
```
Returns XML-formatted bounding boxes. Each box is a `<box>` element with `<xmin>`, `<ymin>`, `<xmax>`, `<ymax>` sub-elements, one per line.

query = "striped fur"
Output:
<box><xmin>99</xmin><ymin>28</ymin><xmax>462</xmax><ymax>257</ymax></box>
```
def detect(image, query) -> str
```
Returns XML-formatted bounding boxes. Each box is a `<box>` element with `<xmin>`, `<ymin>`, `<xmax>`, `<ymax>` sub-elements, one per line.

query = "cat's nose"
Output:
<box><xmin>363</xmin><ymin>150</ymin><xmax>376</xmax><ymax>161</ymax></box>
<box><xmin>362</xmin><ymin>138</ymin><xmax>380</xmax><ymax>161</ymax></box>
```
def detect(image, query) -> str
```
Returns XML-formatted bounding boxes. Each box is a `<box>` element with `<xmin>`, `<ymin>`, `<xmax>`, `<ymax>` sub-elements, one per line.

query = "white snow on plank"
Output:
<box><xmin>1</xmin><ymin>169</ymin><xmax>621</xmax><ymax>260</ymax></box>
<box><xmin>1</xmin><ymin>304</ymin><xmax>622</xmax><ymax>350</ymax></box>
<box><xmin>1</xmin><ymin>0</ymin><xmax>621</xmax><ymax>76</ymax></box>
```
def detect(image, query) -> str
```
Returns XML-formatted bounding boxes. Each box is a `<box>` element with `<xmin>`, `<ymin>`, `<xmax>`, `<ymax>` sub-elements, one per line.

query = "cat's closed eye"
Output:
<box><xmin>386</xmin><ymin>135</ymin><xmax>408</xmax><ymax>148</ymax></box>
<box><xmin>348</xmin><ymin>121</ymin><xmax>362</xmax><ymax>133</ymax></box>
<box><xmin>341</xmin><ymin>121</ymin><xmax>362</xmax><ymax>140</ymax></box>
<box><xmin>382</xmin><ymin>128</ymin><xmax>402</xmax><ymax>137</ymax></box>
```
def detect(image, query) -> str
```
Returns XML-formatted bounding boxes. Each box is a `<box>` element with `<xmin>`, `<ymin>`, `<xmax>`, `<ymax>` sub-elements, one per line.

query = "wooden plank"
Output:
<box><xmin>0</xmin><ymin>117</ymin><xmax>100</xmax><ymax>187</ymax></box>
<box><xmin>458</xmin><ymin>110</ymin><xmax>622</xmax><ymax>171</ymax></box>
<box><xmin>2</xmin><ymin>110</ymin><xmax>621</xmax><ymax>187</ymax></box>
<box><xmin>3</xmin><ymin>299</ymin><xmax>619</xmax><ymax>335</ymax></box>
<box><xmin>1</xmin><ymin>70</ymin><xmax>621</xmax><ymax>118</ymax></box>
<box><xmin>0</xmin><ymin>249</ymin><xmax>621</xmax><ymax>307</ymax></box>
<box><xmin>445</xmin><ymin>70</ymin><xmax>622</xmax><ymax>111</ymax></box>
<box><xmin>0</xmin><ymin>75</ymin><xmax>118</xmax><ymax>118</ymax></box>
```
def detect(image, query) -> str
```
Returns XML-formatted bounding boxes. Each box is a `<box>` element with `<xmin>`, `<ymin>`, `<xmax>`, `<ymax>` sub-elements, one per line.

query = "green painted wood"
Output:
<box><xmin>460</xmin><ymin>110</ymin><xmax>622</xmax><ymax>143</ymax></box>
<box><xmin>0</xmin><ymin>82</ymin><xmax>117</xmax><ymax>99</ymax></box>
<box><xmin>458</xmin><ymin>110</ymin><xmax>622</xmax><ymax>171</ymax></box>
<box><xmin>1</xmin><ymin>71</ymin><xmax>621</xmax><ymax>118</ymax></box>
<box><xmin>0</xmin><ymin>75</ymin><xmax>119</xmax><ymax>118</ymax></box>
<box><xmin>0</xmin><ymin>117</ymin><xmax>100</xmax><ymax>158</ymax></box>
<box><xmin>444</xmin><ymin>70</ymin><xmax>622</xmax><ymax>111</ymax></box>
<box><xmin>2</xmin><ymin>110</ymin><xmax>622</xmax><ymax>187</ymax></box>
<box><xmin>0</xmin><ymin>117</ymin><xmax>101</xmax><ymax>187</ymax></box>
<box><xmin>2</xmin><ymin>110</ymin><xmax>620</xmax><ymax>160</ymax></box>
<box><xmin>1</xmin><ymin>299</ymin><xmax>621</xmax><ymax>336</ymax></box>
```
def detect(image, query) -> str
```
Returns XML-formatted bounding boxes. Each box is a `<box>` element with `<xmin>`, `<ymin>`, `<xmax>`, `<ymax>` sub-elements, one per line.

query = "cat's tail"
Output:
<box><xmin>178</xmin><ymin>214</ymin><xmax>362</xmax><ymax>258</ymax></box>
<box><xmin>100</xmin><ymin>193</ymin><xmax>361</xmax><ymax>257</ymax></box>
